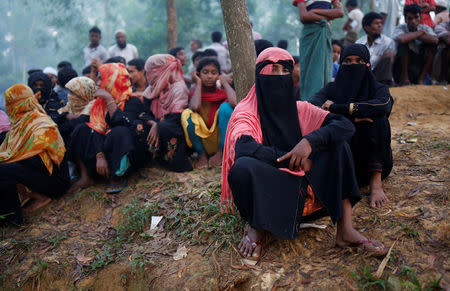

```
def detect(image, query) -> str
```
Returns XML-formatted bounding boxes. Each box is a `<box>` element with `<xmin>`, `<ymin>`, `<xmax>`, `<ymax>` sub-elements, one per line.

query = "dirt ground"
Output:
<box><xmin>0</xmin><ymin>85</ymin><xmax>449</xmax><ymax>291</ymax></box>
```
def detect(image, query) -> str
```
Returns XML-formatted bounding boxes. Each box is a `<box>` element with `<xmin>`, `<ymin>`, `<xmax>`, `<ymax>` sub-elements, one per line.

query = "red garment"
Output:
<box><xmin>405</xmin><ymin>0</ymin><xmax>437</xmax><ymax>27</ymax></box>
<box><xmin>189</xmin><ymin>86</ymin><xmax>227</xmax><ymax>128</ymax></box>
<box><xmin>86</xmin><ymin>63</ymin><xmax>132</xmax><ymax>135</ymax></box>
<box><xmin>220</xmin><ymin>47</ymin><xmax>329</xmax><ymax>212</ymax></box>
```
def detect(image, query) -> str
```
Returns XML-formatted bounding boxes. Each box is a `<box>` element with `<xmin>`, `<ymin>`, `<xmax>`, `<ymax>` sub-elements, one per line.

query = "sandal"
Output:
<box><xmin>239</xmin><ymin>224</ymin><xmax>264</xmax><ymax>260</ymax></box>
<box><xmin>105</xmin><ymin>179</ymin><xmax>127</xmax><ymax>194</ymax></box>
<box><xmin>340</xmin><ymin>239</ymin><xmax>388</xmax><ymax>257</ymax></box>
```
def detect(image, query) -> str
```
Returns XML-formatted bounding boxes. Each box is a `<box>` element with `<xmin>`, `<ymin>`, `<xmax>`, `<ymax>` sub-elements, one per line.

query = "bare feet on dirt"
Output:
<box><xmin>369</xmin><ymin>172</ymin><xmax>388</xmax><ymax>208</ymax></box>
<box><xmin>208</xmin><ymin>151</ymin><xmax>223</xmax><ymax>167</ymax></box>
<box><xmin>67</xmin><ymin>176</ymin><xmax>93</xmax><ymax>194</ymax></box>
<box><xmin>195</xmin><ymin>153</ymin><xmax>208</xmax><ymax>169</ymax></box>
<box><xmin>22</xmin><ymin>196</ymin><xmax>52</xmax><ymax>212</ymax></box>
<box><xmin>239</xmin><ymin>224</ymin><xmax>264</xmax><ymax>259</ymax></box>
<box><xmin>336</xmin><ymin>223</ymin><xmax>387</xmax><ymax>256</ymax></box>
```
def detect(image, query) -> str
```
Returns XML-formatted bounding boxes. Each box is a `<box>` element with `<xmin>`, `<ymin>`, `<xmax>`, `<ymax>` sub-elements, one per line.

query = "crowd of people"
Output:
<box><xmin>0</xmin><ymin>0</ymin><xmax>449</xmax><ymax>262</ymax></box>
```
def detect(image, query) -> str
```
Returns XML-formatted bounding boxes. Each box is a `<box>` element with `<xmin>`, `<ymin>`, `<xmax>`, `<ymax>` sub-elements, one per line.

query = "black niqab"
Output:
<box><xmin>255</xmin><ymin>60</ymin><xmax>301</xmax><ymax>152</ymax></box>
<box><xmin>27</xmin><ymin>72</ymin><xmax>52</xmax><ymax>101</ymax></box>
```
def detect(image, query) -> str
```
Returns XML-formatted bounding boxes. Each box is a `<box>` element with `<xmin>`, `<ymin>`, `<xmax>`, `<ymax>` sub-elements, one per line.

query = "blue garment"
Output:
<box><xmin>332</xmin><ymin>63</ymin><xmax>340</xmax><ymax>79</ymax></box>
<box><xmin>57</xmin><ymin>88</ymin><xmax>69</xmax><ymax>103</ymax></box>
<box><xmin>186</xmin><ymin>102</ymin><xmax>233</xmax><ymax>154</ymax></box>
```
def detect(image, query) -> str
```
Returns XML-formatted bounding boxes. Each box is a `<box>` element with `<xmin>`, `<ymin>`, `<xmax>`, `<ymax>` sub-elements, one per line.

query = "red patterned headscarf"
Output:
<box><xmin>86</xmin><ymin>63</ymin><xmax>132</xmax><ymax>135</ymax></box>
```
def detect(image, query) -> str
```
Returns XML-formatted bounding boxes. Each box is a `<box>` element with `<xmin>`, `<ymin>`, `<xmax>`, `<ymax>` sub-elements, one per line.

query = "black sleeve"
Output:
<box><xmin>303</xmin><ymin>113</ymin><xmax>355</xmax><ymax>151</ymax></box>
<box><xmin>139</xmin><ymin>98</ymin><xmax>156</xmax><ymax>122</ymax></box>
<box><xmin>157</xmin><ymin>113</ymin><xmax>184</xmax><ymax>137</ymax></box>
<box><xmin>330</xmin><ymin>86</ymin><xmax>393</xmax><ymax>118</ymax></box>
<box><xmin>106</xmin><ymin>97</ymin><xmax>145</xmax><ymax>128</ymax></box>
<box><xmin>57</xmin><ymin>114</ymin><xmax>90</xmax><ymax>136</ymax></box>
<box><xmin>310</xmin><ymin>83</ymin><xmax>332</xmax><ymax>107</ymax></box>
<box><xmin>235</xmin><ymin>135</ymin><xmax>290</xmax><ymax>168</ymax></box>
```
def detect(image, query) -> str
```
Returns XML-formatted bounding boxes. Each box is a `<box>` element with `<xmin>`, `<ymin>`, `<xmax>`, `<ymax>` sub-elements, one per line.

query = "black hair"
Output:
<box><xmin>292</xmin><ymin>56</ymin><xmax>300</xmax><ymax>64</ymax></box>
<box><xmin>57</xmin><ymin>61</ymin><xmax>72</xmax><ymax>71</ymax></box>
<box><xmin>27</xmin><ymin>69</ymin><xmax>43</xmax><ymax>76</ymax></box>
<box><xmin>82</xmin><ymin>66</ymin><xmax>91</xmax><ymax>75</ymax></box>
<box><xmin>211</xmin><ymin>31</ymin><xmax>222</xmax><ymax>43</ymax></box>
<box><xmin>105</xmin><ymin>56</ymin><xmax>126</xmax><ymax>65</ymax></box>
<box><xmin>168</xmin><ymin>47</ymin><xmax>185</xmax><ymax>57</ymax></box>
<box><xmin>362</xmin><ymin>12</ymin><xmax>383</xmax><ymax>30</ymax></box>
<box><xmin>196</xmin><ymin>57</ymin><xmax>221</xmax><ymax>74</ymax></box>
<box><xmin>202</xmin><ymin>48</ymin><xmax>218</xmax><ymax>57</ymax></box>
<box><xmin>58</xmin><ymin>68</ymin><xmax>78</xmax><ymax>87</ymax></box>
<box><xmin>403</xmin><ymin>4</ymin><xmax>421</xmax><ymax>18</ymax></box>
<box><xmin>254</xmin><ymin>39</ymin><xmax>273</xmax><ymax>56</ymax></box>
<box><xmin>89</xmin><ymin>26</ymin><xmax>101</xmax><ymax>35</ymax></box>
<box><xmin>191</xmin><ymin>39</ymin><xmax>202</xmax><ymax>48</ymax></box>
<box><xmin>128</xmin><ymin>58</ymin><xmax>145</xmax><ymax>71</ymax></box>
<box><xmin>191</xmin><ymin>51</ymin><xmax>204</xmax><ymax>63</ymax></box>
<box><xmin>277</xmin><ymin>40</ymin><xmax>288</xmax><ymax>50</ymax></box>
<box><xmin>332</xmin><ymin>39</ymin><xmax>343</xmax><ymax>49</ymax></box>
<box><xmin>346</xmin><ymin>0</ymin><xmax>358</xmax><ymax>7</ymax></box>
<box><xmin>435</xmin><ymin>5</ymin><xmax>447</xmax><ymax>13</ymax></box>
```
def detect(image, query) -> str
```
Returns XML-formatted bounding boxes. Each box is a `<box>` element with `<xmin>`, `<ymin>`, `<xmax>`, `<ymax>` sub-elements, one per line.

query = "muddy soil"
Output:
<box><xmin>0</xmin><ymin>85</ymin><xmax>449</xmax><ymax>291</ymax></box>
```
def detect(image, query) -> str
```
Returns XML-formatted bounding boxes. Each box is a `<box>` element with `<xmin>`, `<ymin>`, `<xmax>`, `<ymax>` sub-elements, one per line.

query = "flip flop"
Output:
<box><xmin>105</xmin><ymin>179</ymin><xmax>127</xmax><ymax>194</ymax></box>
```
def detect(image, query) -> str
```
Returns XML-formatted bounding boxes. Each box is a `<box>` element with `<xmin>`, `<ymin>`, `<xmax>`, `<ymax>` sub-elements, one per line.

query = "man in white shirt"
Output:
<box><xmin>377</xmin><ymin>0</ymin><xmax>403</xmax><ymax>38</ymax></box>
<box><xmin>356</xmin><ymin>12</ymin><xmax>396</xmax><ymax>84</ymax></box>
<box><xmin>108</xmin><ymin>29</ymin><xmax>139</xmax><ymax>64</ymax></box>
<box><xmin>342</xmin><ymin>0</ymin><xmax>364</xmax><ymax>45</ymax></box>
<box><xmin>204</xmin><ymin>31</ymin><xmax>231</xmax><ymax>73</ymax></box>
<box><xmin>83</xmin><ymin>26</ymin><xmax>109</xmax><ymax>67</ymax></box>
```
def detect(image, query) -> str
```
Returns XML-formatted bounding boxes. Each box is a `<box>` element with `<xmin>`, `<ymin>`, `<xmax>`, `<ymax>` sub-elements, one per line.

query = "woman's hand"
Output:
<box><xmin>96</xmin><ymin>152</ymin><xmax>110</xmax><ymax>178</ymax></box>
<box><xmin>277</xmin><ymin>138</ymin><xmax>312</xmax><ymax>171</ymax></box>
<box><xmin>94</xmin><ymin>89</ymin><xmax>114</xmax><ymax>102</ymax></box>
<box><xmin>192</xmin><ymin>72</ymin><xmax>202</xmax><ymax>86</ymax></box>
<box><xmin>147</xmin><ymin>121</ymin><xmax>159</xmax><ymax>148</ymax></box>
<box><xmin>322</xmin><ymin>100</ymin><xmax>334</xmax><ymax>111</ymax></box>
<box><xmin>354</xmin><ymin>117</ymin><xmax>373</xmax><ymax>123</ymax></box>
<box><xmin>66</xmin><ymin>113</ymin><xmax>80</xmax><ymax>120</ymax></box>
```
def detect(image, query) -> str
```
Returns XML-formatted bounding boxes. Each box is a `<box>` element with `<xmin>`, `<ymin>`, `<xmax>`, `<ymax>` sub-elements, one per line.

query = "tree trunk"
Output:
<box><xmin>166</xmin><ymin>0</ymin><xmax>178</xmax><ymax>50</ymax></box>
<box><xmin>221</xmin><ymin>0</ymin><xmax>256</xmax><ymax>102</ymax></box>
<box><xmin>370</xmin><ymin>0</ymin><xmax>376</xmax><ymax>11</ymax></box>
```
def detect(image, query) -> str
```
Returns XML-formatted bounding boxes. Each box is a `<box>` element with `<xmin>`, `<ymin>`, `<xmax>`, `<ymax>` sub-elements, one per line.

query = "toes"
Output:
<box><xmin>370</xmin><ymin>200</ymin><xmax>376</xmax><ymax>208</ymax></box>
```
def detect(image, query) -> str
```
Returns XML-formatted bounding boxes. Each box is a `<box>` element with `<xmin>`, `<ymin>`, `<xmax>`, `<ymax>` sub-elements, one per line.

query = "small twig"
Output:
<box><xmin>212</xmin><ymin>240</ymin><xmax>225</xmax><ymax>278</ymax></box>
<box><xmin>200</xmin><ymin>240</ymin><xmax>215</xmax><ymax>256</ymax></box>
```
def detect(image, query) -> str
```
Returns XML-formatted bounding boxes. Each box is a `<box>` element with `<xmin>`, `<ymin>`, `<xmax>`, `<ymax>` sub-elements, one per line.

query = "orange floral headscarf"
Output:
<box><xmin>0</xmin><ymin>84</ymin><xmax>66</xmax><ymax>174</ymax></box>
<box><xmin>86</xmin><ymin>63</ymin><xmax>132</xmax><ymax>135</ymax></box>
<box><xmin>58</xmin><ymin>76</ymin><xmax>96</xmax><ymax>115</ymax></box>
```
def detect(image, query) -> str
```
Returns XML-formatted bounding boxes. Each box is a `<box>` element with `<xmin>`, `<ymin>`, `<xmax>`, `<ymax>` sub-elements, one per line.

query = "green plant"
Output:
<box><xmin>350</xmin><ymin>266</ymin><xmax>389</xmax><ymax>290</ymax></box>
<box><xmin>90</xmin><ymin>247</ymin><xmax>114</xmax><ymax>272</ymax></box>
<box><xmin>116</xmin><ymin>200</ymin><xmax>160</xmax><ymax>240</ymax></box>
<box><xmin>89</xmin><ymin>191</ymin><xmax>112</xmax><ymax>205</ymax></box>
<box><xmin>400</xmin><ymin>267</ymin><xmax>443</xmax><ymax>291</ymax></box>
<box><xmin>400</xmin><ymin>223</ymin><xmax>419</xmax><ymax>238</ymax></box>
<box><xmin>128</xmin><ymin>254</ymin><xmax>152</xmax><ymax>271</ymax></box>
<box><xmin>47</xmin><ymin>235</ymin><xmax>67</xmax><ymax>247</ymax></box>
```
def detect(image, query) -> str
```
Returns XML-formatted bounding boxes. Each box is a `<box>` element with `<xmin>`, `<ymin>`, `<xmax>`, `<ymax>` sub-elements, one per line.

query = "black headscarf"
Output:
<box><xmin>255</xmin><ymin>59</ymin><xmax>301</xmax><ymax>152</ymax></box>
<box><xmin>332</xmin><ymin>43</ymin><xmax>383</xmax><ymax>104</ymax></box>
<box><xmin>27</xmin><ymin>72</ymin><xmax>53</xmax><ymax>102</ymax></box>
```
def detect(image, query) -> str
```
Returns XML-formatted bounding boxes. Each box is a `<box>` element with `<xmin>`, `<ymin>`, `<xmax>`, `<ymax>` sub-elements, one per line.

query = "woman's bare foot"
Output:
<box><xmin>195</xmin><ymin>153</ymin><xmax>208</xmax><ymax>169</ymax></box>
<box><xmin>208</xmin><ymin>151</ymin><xmax>223</xmax><ymax>167</ymax></box>
<box><xmin>336</xmin><ymin>222</ymin><xmax>387</xmax><ymax>256</ymax></box>
<box><xmin>67</xmin><ymin>176</ymin><xmax>93</xmax><ymax>194</ymax></box>
<box><xmin>238</xmin><ymin>224</ymin><xmax>264</xmax><ymax>259</ymax></box>
<box><xmin>369</xmin><ymin>172</ymin><xmax>388</xmax><ymax>208</ymax></box>
<box><xmin>22</xmin><ymin>191</ymin><xmax>52</xmax><ymax>212</ymax></box>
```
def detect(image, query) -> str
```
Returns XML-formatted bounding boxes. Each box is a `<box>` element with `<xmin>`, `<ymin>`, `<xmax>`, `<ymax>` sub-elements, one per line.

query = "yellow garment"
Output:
<box><xmin>0</xmin><ymin>84</ymin><xmax>66</xmax><ymax>174</ymax></box>
<box><xmin>58</xmin><ymin>76</ymin><xmax>96</xmax><ymax>115</ymax></box>
<box><xmin>181</xmin><ymin>108</ymin><xmax>220</xmax><ymax>155</ymax></box>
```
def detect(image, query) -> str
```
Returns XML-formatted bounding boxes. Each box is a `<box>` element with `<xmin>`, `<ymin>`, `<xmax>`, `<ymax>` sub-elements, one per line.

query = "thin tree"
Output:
<box><xmin>166</xmin><ymin>0</ymin><xmax>178</xmax><ymax>50</ymax></box>
<box><xmin>221</xmin><ymin>0</ymin><xmax>256</xmax><ymax>102</ymax></box>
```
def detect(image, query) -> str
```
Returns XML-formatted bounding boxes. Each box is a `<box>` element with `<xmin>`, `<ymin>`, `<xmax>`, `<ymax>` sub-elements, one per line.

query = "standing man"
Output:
<box><xmin>205</xmin><ymin>31</ymin><xmax>231</xmax><ymax>73</ymax></box>
<box><xmin>108</xmin><ymin>29</ymin><xmax>139</xmax><ymax>64</ymax></box>
<box><xmin>377</xmin><ymin>0</ymin><xmax>403</xmax><ymax>38</ymax></box>
<box><xmin>393</xmin><ymin>4</ymin><xmax>438</xmax><ymax>84</ymax></box>
<box><xmin>83</xmin><ymin>26</ymin><xmax>109</xmax><ymax>67</ymax></box>
<box><xmin>342</xmin><ymin>0</ymin><xmax>364</xmax><ymax>46</ymax></box>
<box><xmin>293</xmin><ymin>0</ymin><xmax>344</xmax><ymax>101</ymax></box>
<box><xmin>356</xmin><ymin>12</ymin><xmax>396</xmax><ymax>85</ymax></box>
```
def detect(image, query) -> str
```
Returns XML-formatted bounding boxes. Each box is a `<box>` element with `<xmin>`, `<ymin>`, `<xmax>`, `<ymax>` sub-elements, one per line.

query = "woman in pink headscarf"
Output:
<box><xmin>0</xmin><ymin>110</ymin><xmax>11</xmax><ymax>144</ymax></box>
<box><xmin>222</xmin><ymin>47</ymin><xmax>388</xmax><ymax>260</ymax></box>
<box><xmin>140</xmin><ymin>54</ymin><xmax>192</xmax><ymax>172</ymax></box>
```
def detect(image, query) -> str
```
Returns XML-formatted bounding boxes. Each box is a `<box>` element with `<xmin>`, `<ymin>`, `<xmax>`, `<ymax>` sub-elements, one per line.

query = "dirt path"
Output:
<box><xmin>1</xmin><ymin>85</ymin><xmax>449</xmax><ymax>290</ymax></box>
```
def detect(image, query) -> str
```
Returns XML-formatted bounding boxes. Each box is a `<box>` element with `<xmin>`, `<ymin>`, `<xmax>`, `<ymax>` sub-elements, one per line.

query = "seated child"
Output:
<box><xmin>181</xmin><ymin>58</ymin><xmax>236</xmax><ymax>168</ymax></box>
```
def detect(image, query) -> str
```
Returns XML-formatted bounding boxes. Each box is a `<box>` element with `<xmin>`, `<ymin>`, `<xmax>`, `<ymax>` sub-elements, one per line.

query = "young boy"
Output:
<box><xmin>181</xmin><ymin>58</ymin><xmax>236</xmax><ymax>168</ymax></box>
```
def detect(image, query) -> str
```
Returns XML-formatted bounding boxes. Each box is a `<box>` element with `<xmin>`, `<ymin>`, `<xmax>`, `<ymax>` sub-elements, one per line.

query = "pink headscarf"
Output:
<box><xmin>220</xmin><ymin>47</ymin><xmax>329</xmax><ymax>212</ymax></box>
<box><xmin>143</xmin><ymin>54</ymin><xmax>189</xmax><ymax>119</ymax></box>
<box><xmin>0</xmin><ymin>110</ymin><xmax>11</xmax><ymax>133</ymax></box>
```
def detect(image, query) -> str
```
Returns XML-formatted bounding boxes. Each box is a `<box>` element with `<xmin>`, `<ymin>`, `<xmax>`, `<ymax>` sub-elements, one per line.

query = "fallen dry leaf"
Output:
<box><xmin>177</xmin><ymin>264</ymin><xmax>188</xmax><ymax>278</ymax></box>
<box><xmin>76</xmin><ymin>254</ymin><xmax>94</xmax><ymax>265</ymax></box>
<box><xmin>375</xmin><ymin>240</ymin><xmax>398</xmax><ymax>278</ymax></box>
<box><xmin>173</xmin><ymin>246</ymin><xmax>188</xmax><ymax>261</ymax></box>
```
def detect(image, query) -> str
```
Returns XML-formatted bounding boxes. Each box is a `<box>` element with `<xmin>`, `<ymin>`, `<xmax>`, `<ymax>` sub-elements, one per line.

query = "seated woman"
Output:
<box><xmin>56</xmin><ymin>76</ymin><xmax>96</xmax><ymax>146</ymax></box>
<box><xmin>221</xmin><ymin>47</ymin><xmax>388</xmax><ymax>260</ymax></box>
<box><xmin>310</xmin><ymin>44</ymin><xmax>393</xmax><ymax>209</ymax></box>
<box><xmin>181</xmin><ymin>58</ymin><xmax>236</xmax><ymax>168</ymax></box>
<box><xmin>140</xmin><ymin>54</ymin><xmax>192</xmax><ymax>172</ymax></box>
<box><xmin>0</xmin><ymin>110</ymin><xmax>10</xmax><ymax>143</ymax></box>
<box><xmin>28</xmin><ymin>71</ymin><xmax>65</xmax><ymax>121</ymax></box>
<box><xmin>69</xmin><ymin>63</ymin><xmax>145</xmax><ymax>194</ymax></box>
<box><xmin>0</xmin><ymin>84</ymin><xmax>69</xmax><ymax>224</ymax></box>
